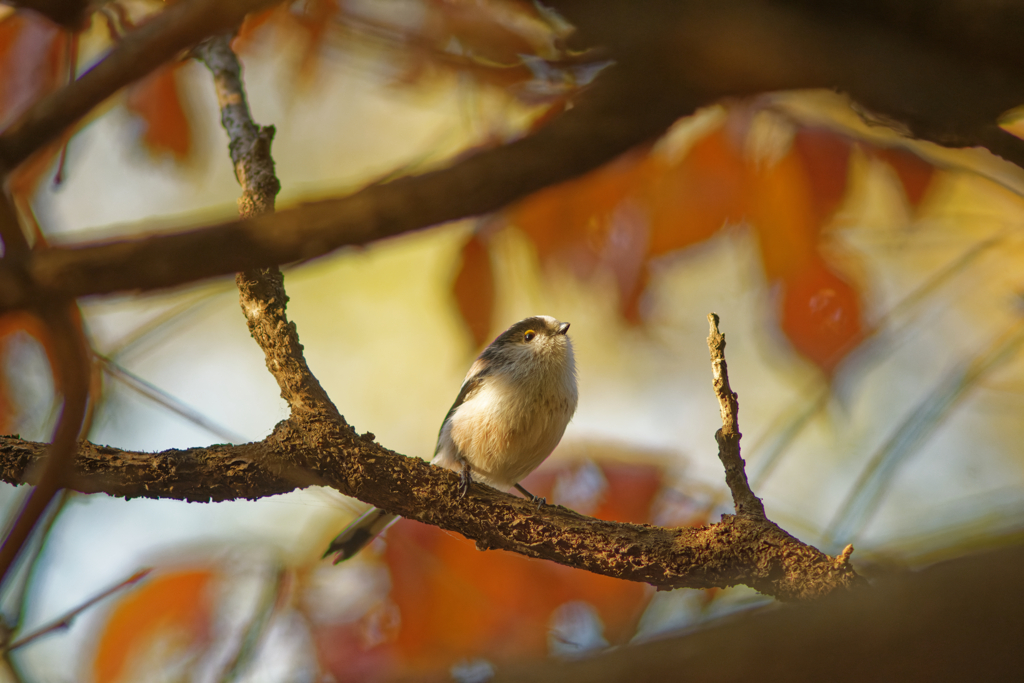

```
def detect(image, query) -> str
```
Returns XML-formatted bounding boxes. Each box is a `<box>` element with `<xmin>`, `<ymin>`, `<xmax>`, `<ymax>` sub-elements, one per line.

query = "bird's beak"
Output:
<box><xmin>557</xmin><ymin>322</ymin><xmax>570</xmax><ymax>335</ymax></box>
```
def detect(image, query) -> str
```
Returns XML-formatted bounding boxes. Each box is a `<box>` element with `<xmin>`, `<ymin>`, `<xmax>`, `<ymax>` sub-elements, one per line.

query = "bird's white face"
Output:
<box><xmin>480</xmin><ymin>315</ymin><xmax>575</xmax><ymax>382</ymax></box>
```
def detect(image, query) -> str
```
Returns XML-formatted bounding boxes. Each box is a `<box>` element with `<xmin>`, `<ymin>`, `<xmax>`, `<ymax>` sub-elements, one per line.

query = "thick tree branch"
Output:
<box><xmin>0</xmin><ymin>65</ymin><xmax>693</xmax><ymax>312</ymax></box>
<box><xmin>780</xmin><ymin>0</ymin><xmax>1024</xmax><ymax>73</ymax></box>
<box><xmin>0</xmin><ymin>0</ymin><xmax>281</xmax><ymax>177</ymax></box>
<box><xmin>7</xmin><ymin>0</ymin><xmax>1024</xmax><ymax>183</ymax></box>
<box><xmin>0</xmin><ymin>426</ymin><xmax>861</xmax><ymax>601</ymax></box>
<box><xmin>553</xmin><ymin>0</ymin><xmax>1024</xmax><ymax>166</ymax></box>
<box><xmin>0</xmin><ymin>436</ymin><xmax>298</xmax><ymax>501</ymax></box>
<box><xmin>2</xmin><ymin>1</ymin><xmax>90</xmax><ymax>30</ymax></box>
<box><xmin>0</xmin><ymin>312</ymin><xmax>859</xmax><ymax>602</ymax></box>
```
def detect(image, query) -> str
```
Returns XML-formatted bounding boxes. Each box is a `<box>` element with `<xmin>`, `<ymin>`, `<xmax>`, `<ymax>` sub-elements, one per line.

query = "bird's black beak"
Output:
<box><xmin>557</xmin><ymin>322</ymin><xmax>570</xmax><ymax>335</ymax></box>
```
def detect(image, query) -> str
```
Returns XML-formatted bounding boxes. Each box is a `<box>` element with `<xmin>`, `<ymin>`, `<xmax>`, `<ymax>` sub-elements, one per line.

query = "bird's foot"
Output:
<box><xmin>514</xmin><ymin>483</ymin><xmax>546</xmax><ymax>508</ymax></box>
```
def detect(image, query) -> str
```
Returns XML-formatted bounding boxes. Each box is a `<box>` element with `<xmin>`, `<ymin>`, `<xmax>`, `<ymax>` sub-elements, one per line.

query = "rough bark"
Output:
<box><xmin>0</xmin><ymin>426</ymin><xmax>861</xmax><ymax>600</ymax></box>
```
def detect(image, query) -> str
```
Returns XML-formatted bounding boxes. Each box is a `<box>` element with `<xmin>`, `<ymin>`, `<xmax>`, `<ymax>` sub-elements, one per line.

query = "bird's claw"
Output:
<box><xmin>514</xmin><ymin>483</ymin><xmax>545</xmax><ymax>508</ymax></box>
<box><xmin>459</xmin><ymin>462</ymin><xmax>472</xmax><ymax>499</ymax></box>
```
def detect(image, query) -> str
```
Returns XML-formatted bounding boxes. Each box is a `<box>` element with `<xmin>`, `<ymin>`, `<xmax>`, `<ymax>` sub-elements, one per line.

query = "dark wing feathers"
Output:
<box><xmin>435</xmin><ymin>374</ymin><xmax>486</xmax><ymax>454</ymax></box>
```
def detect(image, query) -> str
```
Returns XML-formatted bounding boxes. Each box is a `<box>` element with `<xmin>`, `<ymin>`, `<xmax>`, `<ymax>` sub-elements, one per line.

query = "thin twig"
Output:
<box><xmin>6</xmin><ymin>568</ymin><xmax>152</xmax><ymax>651</ymax></box>
<box><xmin>96</xmin><ymin>354</ymin><xmax>247</xmax><ymax>443</ymax></box>
<box><xmin>194</xmin><ymin>34</ymin><xmax>340</xmax><ymax>421</ymax></box>
<box><xmin>706</xmin><ymin>313</ymin><xmax>765</xmax><ymax>519</ymax></box>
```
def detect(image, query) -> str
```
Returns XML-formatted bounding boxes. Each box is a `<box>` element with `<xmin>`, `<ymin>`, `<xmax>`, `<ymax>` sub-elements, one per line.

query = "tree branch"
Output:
<box><xmin>0</xmin><ymin>426</ymin><xmax>860</xmax><ymax>601</ymax></box>
<box><xmin>2</xmin><ymin>1</ymin><xmax>90</xmax><ymax>30</ymax></box>
<box><xmin>193</xmin><ymin>34</ymin><xmax>339</xmax><ymax>422</ymax></box>
<box><xmin>0</xmin><ymin>436</ymin><xmax>299</xmax><ymax>501</ymax></box>
<box><xmin>0</xmin><ymin>62</ymin><xmax>693</xmax><ymax>313</ymax></box>
<box><xmin>6</xmin><ymin>568</ymin><xmax>151</xmax><ymax>651</ymax></box>
<box><xmin>707</xmin><ymin>313</ymin><xmax>765</xmax><ymax>519</ymax></box>
<box><xmin>553</xmin><ymin>0</ymin><xmax>1024</xmax><ymax>166</ymax></box>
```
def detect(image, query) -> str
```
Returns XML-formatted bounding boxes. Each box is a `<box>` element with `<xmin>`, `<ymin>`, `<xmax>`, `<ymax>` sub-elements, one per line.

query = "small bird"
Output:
<box><xmin>324</xmin><ymin>315</ymin><xmax>578</xmax><ymax>563</ymax></box>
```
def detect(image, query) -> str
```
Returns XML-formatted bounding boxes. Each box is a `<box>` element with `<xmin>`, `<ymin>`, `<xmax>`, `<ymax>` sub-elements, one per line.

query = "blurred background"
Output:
<box><xmin>2</xmin><ymin>1</ymin><xmax>1024</xmax><ymax>681</ymax></box>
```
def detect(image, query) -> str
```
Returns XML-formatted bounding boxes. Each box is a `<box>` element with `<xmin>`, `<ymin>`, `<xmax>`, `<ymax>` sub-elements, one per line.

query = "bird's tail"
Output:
<box><xmin>323</xmin><ymin>507</ymin><xmax>399</xmax><ymax>563</ymax></box>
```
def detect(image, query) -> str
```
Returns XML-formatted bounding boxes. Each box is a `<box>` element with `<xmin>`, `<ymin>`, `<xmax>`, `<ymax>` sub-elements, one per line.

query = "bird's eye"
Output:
<box><xmin>524</xmin><ymin>330</ymin><xmax>536</xmax><ymax>342</ymax></box>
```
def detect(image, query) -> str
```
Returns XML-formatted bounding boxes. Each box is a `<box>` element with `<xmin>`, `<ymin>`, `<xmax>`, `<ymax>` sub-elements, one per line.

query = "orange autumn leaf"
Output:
<box><xmin>779</xmin><ymin>259</ymin><xmax>865</xmax><ymax>374</ymax></box>
<box><xmin>290</xmin><ymin>0</ymin><xmax>338</xmax><ymax>83</ymax></box>
<box><xmin>0</xmin><ymin>11</ymin><xmax>80</xmax><ymax>201</ymax></box>
<box><xmin>125</xmin><ymin>64</ymin><xmax>192</xmax><ymax>160</ymax></box>
<box><xmin>750</xmin><ymin>129</ymin><xmax>865</xmax><ymax>370</ymax></box>
<box><xmin>509</xmin><ymin>149</ymin><xmax>652</xmax><ymax>323</ymax></box>
<box><xmin>644</xmin><ymin>126</ymin><xmax>747</xmax><ymax>258</ymax></box>
<box><xmin>380</xmin><ymin>461</ymin><xmax>658</xmax><ymax>672</ymax></box>
<box><xmin>746</xmin><ymin>139</ymin><xmax>822</xmax><ymax>281</ymax></box>
<box><xmin>509</xmin><ymin>148</ymin><xmax>649</xmax><ymax>274</ymax></box>
<box><xmin>792</xmin><ymin>127</ymin><xmax>852</xmax><ymax>226</ymax></box>
<box><xmin>453</xmin><ymin>233</ymin><xmax>496</xmax><ymax>348</ymax></box>
<box><xmin>0</xmin><ymin>310</ymin><xmax>67</xmax><ymax>431</ymax></box>
<box><xmin>92</xmin><ymin>569</ymin><xmax>214</xmax><ymax>683</ymax></box>
<box><xmin>873</xmin><ymin>146</ymin><xmax>935</xmax><ymax>208</ymax></box>
<box><xmin>581</xmin><ymin>461</ymin><xmax>663</xmax><ymax>524</ymax></box>
<box><xmin>314</xmin><ymin>620</ymin><xmax>397</xmax><ymax>683</ymax></box>
<box><xmin>234</xmin><ymin>6</ymin><xmax>283</xmax><ymax>53</ymax></box>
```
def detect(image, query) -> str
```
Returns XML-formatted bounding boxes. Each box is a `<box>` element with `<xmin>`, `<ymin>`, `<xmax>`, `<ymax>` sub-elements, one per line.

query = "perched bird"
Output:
<box><xmin>324</xmin><ymin>315</ymin><xmax>578</xmax><ymax>563</ymax></box>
